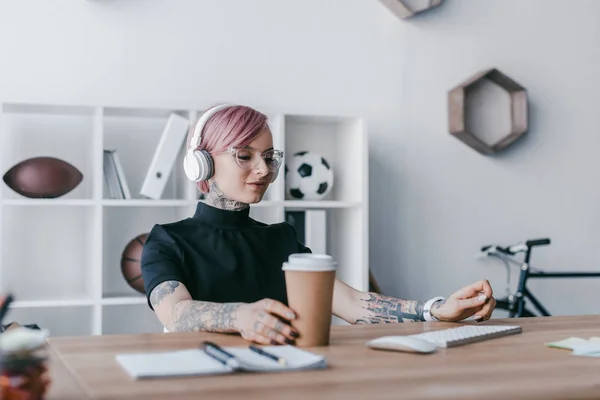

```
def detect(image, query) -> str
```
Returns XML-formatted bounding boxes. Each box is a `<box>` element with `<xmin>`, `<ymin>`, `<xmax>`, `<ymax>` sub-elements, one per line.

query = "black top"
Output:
<box><xmin>141</xmin><ymin>201</ymin><xmax>311</xmax><ymax>310</ymax></box>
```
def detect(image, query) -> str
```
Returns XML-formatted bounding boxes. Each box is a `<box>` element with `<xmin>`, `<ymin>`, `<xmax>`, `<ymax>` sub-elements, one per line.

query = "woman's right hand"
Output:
<box><xmin>235</xmin><ymin>298</ymin><xmax>299</xmax><ymax>345</ymax></box>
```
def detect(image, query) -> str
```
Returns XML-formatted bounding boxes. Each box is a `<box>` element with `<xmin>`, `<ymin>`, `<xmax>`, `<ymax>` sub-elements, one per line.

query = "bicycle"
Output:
<box><xmin>478</xmin><ymin>238</ymin><xmax>600</xmax><ymax>318</ymax></box>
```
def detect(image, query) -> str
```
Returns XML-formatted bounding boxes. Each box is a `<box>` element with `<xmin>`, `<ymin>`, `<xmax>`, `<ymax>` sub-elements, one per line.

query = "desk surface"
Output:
<box><xmin>46</xmin><ymin>315</ymin><xmax>600</xmax><ymax>400</ymax></box>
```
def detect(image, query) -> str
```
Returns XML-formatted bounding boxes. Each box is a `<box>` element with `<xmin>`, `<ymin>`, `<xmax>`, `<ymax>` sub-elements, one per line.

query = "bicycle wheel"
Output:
<box><xmin>494</xmin><ymin>298</ymin><xmax>537</xmax><ymax>318</ymax></box>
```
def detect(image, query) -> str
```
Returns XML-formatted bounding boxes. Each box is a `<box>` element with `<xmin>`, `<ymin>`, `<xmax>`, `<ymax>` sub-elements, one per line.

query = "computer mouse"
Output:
<box><xmin>366</xmin><ymin>335</ymin><xmax>437</xmax><ymax>354</ymax></box>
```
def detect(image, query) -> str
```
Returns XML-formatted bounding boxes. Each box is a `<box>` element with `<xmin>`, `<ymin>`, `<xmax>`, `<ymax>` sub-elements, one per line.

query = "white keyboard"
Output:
<box><xmin>410</xmin><ymin>325</ymin><xmax>522</xmax><ymax>348</ymax></box>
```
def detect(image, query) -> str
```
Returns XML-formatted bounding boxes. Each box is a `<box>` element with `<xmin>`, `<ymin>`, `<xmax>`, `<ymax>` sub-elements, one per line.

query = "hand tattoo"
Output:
<box><xmin>432</xmin><ymin>299</ymin><xmax>446</xmax><ymax>311</ymax></box>
<box><xmin>173</xmin><ymin>301</ymin><xmax>243</xmax><ymax>333</ymax></box>
<box><xmin>355</xmin><ymin>293</ymin><xmax>424</xmax><ymax>324</ymax></box>
<box><xmin>205</xmin><ymin>181</ymin><xmax>249</xmax><ymax>211</ymax></box>
<box><xmin>150</xmin><ymin>281</ymin><xmax>180</xmax><ymax>307</ymax></box>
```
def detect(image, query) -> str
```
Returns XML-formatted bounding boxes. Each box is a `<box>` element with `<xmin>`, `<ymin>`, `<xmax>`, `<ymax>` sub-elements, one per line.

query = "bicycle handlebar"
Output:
<box><xmin>526</xmin><ymin>238</ymin><xmax>551</xmax><ymax>247</ymax></box>
<box><xmin>480</xmin><ymin>244</ymin><xmax>509</xmax><ymax>253</ymax></box>
<box><xmin>481</xmin><ymin>238</ymin><xmax>551</xmax><ymax>255</ymax></box>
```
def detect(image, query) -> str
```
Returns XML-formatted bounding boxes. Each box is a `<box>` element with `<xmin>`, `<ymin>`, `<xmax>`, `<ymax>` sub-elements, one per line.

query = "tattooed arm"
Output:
<box><xmin>150</xmin><ymin>281</ymin><xmax>299</xmax><ymax>344</ymax></box>
<box><xmin>149</xmin><ymin>280</ymin><xmax>242</xmax><ymax>333</ymax></box>
<box><xmin>333</xmin><ymin>278</ymin><xmax>496</xmax><ymax>324</ymax></box>
<box><xmin>332</xmin><ymin>279</ymin><xmax>429</xmax><ymax>324</ymax></box>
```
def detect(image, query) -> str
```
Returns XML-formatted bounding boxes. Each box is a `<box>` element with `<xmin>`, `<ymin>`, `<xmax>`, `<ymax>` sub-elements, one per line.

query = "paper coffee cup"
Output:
<box><xmin>282</xmin><ymin>254</ymin><xmax>337</xmax><ymax>347</ymax></box>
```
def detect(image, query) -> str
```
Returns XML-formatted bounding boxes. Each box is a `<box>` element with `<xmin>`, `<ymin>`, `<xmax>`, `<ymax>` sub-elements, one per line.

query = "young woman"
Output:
<box><xmin>141</xmin><ymin>104</ymin><xmax>496</xmax><ymax>345</ymax></box>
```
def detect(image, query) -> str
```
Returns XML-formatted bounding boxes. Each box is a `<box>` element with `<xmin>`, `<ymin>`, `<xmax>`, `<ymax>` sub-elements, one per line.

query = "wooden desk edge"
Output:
<box><xmin>48</xmin><ymin>342</ymin><xmax>91</xmax><ymax>400</ymax></box>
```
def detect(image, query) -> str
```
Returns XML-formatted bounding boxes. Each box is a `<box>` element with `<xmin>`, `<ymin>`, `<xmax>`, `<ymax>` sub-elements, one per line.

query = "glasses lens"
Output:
<box><xmin>233</xmin><ymin>148</ymin><xmax>283</xmax><ymax>171</ymax></box>
<box><xmin>234</xmin><ymin>148</ymin><xmax>254</xmax><ymax>169</ymax></box>
<box><xmin>263</xmin><ymin>150</ymin><xmax>282</xmax><ymax>171</ymax></box>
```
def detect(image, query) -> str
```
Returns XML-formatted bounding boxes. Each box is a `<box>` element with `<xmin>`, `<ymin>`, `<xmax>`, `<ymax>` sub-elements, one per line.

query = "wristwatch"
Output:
<box><xmin>423</xmin><ymin>296</ymin><xmax>445</xmax><ymax>322</ymax></box>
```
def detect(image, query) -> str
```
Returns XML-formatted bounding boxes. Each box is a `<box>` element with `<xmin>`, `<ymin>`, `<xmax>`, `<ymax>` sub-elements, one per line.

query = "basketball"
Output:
<box><xmin>120</xmin><ymin>233</ymin><xmax>149</xmax><ymax>294</ymax></box>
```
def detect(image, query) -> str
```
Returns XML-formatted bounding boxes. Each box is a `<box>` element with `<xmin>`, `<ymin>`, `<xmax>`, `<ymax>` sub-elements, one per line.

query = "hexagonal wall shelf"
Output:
<box><xmin>379</xmin><ymin>0</ymin><xmax>443</xmax><ymax>19</ymax></box>
<box><xmin>448</xmin><ymin>68</ymin><xmax>528</xmax><ymax>155</ymax></box>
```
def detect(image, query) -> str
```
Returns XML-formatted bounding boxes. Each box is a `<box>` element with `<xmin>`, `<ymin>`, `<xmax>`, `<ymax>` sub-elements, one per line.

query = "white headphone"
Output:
<box><xmin>183</xmin><ymin>104</ymin><xmax>280</xmax><ymax>183</ymax></box>
<box><xmin>183</xmin><ymin>104</ymin><xmax>231</xmax><ymax>182</ymax></box>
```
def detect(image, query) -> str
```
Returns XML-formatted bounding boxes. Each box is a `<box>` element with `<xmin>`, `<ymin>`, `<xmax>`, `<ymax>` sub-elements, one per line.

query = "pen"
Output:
<box><xmin>200</xmin><ymin>341</ymin><xmax>241</xmax><ymax>370</ymax></box>
<box><xmin>249</xmin><ymin>345</ymin><xmax>288</xmax><ymax>367</ymax></box>
<box><xmin>0</xmin><ymin>294</ymin><xmax>14</xmax><ymax>326</ymax></box>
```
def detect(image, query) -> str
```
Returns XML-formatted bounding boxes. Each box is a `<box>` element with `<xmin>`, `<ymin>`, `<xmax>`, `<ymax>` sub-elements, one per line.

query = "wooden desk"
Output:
<box><xmin>46</xmin><ymin>315</ymin><xmax>600</xmax><ymax>400</ymax></box>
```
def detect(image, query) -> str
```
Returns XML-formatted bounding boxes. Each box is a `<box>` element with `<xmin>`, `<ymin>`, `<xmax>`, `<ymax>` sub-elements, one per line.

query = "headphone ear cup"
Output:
<box><xmin>183</xmin><ymin>150</ymin><xmax>200</xmax><ymax>182</ymax></box>
<box><xmin>197</xmin><ymin>150</ymin><xmax>214</xmax><ymax>181</ymax></box>
<box><xmin>184</xmin><ymin>150</ymin><xmax>214</xmax><ymax>182</ymax></box>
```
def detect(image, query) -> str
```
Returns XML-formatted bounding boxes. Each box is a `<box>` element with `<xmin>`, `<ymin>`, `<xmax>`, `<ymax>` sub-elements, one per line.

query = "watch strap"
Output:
<box><xmin>423</xmin><ymin>296</ymin><xmax>445</xmax><ymax>322</ymax></box>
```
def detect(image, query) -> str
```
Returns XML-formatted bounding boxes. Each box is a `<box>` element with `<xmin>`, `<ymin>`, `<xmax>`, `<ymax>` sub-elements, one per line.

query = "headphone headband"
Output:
<box><xmin>188</xmin><ymin>104</ymin><xmax>234</xmax><ymax>151</ymax></box>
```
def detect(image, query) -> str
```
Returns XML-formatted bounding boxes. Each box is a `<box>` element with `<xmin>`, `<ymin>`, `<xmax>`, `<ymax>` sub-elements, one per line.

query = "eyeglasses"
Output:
<box><xmin>218</xmin><ymin>146</ymin><xmax>284</xmax><ymax>172</ymax></box>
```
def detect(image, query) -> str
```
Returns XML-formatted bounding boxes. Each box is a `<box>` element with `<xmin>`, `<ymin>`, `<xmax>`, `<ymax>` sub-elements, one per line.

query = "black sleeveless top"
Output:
<box><xmin>141</xmin><ymin>201</ymin><xmax>310</xmax><ymax>309</ymax></box>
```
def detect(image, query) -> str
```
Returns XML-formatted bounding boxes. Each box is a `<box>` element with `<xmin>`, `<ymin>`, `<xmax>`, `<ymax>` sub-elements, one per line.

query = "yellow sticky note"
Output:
<box><xmin>545</xmin><ymin>337</ymin><xmax>588</xmax><ymax>350</ymax></box>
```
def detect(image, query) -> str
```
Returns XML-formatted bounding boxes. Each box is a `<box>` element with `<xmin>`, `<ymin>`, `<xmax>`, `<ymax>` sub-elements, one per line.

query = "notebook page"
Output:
<box><xmin>116</xmin><ymin>349</ymin><xmax>233</xmax><ymax>379</ymax></box>
<box><xmin>228</xmin><ymin>345</ymin><xmax>326</xmax><ymax>372</ymax></box>
<box><xmin>262</xmin><ymin>345</ymin><xmax>326</xmax><ymax>367</ymax></box>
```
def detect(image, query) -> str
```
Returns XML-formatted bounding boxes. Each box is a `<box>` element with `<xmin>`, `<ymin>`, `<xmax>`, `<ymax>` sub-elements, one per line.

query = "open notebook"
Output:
<box><xmin>116</xmin><ymin>345</ymin><xmax>327</xmax><ymax>379</ymax></box>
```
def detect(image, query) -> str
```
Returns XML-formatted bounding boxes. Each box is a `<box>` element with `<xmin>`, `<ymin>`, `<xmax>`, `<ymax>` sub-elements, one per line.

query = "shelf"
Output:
<box><xmin>103</xmin><ymin>106</ymin><xmax>188</xmax><ymax>119</ymax></box>
<box><xmin>283</xmin><ymin>200</ymin><xmax>361</xmax><ymax>209</ymax></box>
<box><xmin>0</xmin><ymin>199</ymin><xmax>360</xmax><ymax>208</ymax></box>
<box><xmin>102</xmin><ymin>303</ymin><xmax>164</xmax><ymax>335</ymax></box>
<box><xmin>103</xmin><ymin>108</ymin><xmax>192</xmax><ymax>201</ymax></box>
<box><xmin>2</xmin><ymin>199</ymin><xmax>95</xmax><ymax>206</ymax></box>
<box><xmin>0</xmin><ymin>105</ymin><xmax>96</xmax><ymax>199</ymax></box>
<box><xmin>2</xmin><ymin>102</ymin><xmax>96</xmax><ymax>116</ymax></box>
<box><xmin>4</xmin><ymin>305</ymin><xmax>94</xmax><ymax>337</ymax></box>
<box><xmin>102</xmin><ymin>200</ymin><xmax>287</xmax><ymax>208</ymax></box>
<box><xmin>10</xmin><ymin>298</ymin><xmax>95</xmax><ymax>308</ymax></box>
<box><xmin>0</xmin><ymin>103</ymin><xmax>369</xmax><ymax>336</ymax></box>
<box><xmin>283</xmin><ymin>115</ymin><xmax>366</xmax><ymax>203</ymax></box>
<box><xmin>102</xmin><ymin>207</ymin><xmax>191</xmax><ymax>299</ymax></box>
<box><xmin>101</xmin><ymin>295</ymin><xmax>147</xmax><ymax>306</ymax></box>
<box><xmin>102</xmin><ymin>199</ymin><xmax>195</xmax><ymax>207</ymax></box>
<box><xmin>243</xmin><ymin>200</ymin><xmax>280</xmax><ymax>208</ymax></box>
<box><xmin>448</xmin><ymin>68</ymin><xmax>528</xmax><ymax>155</ymax></box>
<box><xmin>1</xmin><ymin>206</ymin><xmax>95</xmax><ymax>301</ymax></box>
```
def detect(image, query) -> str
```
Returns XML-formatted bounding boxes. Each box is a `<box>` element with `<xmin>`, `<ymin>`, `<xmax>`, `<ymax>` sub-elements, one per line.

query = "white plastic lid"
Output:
<box><xmin>0</xmin><ymin>327</ymin><xmax>49</xmax><ymax>353</ymax></box>
<box><xmin>282</xmin><ymin>253</ymin><xmax>337</xmax><ymax>271</ymax></box>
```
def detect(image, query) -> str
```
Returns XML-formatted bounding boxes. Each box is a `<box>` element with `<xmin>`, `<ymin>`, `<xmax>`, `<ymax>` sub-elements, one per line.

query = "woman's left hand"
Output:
<box><xmin>430</xmin><ymin>280</ymin><xmax>496</xmax><ymax>322</ymax></box>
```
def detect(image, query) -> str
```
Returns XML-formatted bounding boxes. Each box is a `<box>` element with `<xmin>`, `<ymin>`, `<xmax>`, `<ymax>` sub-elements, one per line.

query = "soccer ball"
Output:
<box><xmin>285</xmin><ymin>151</ymin><xmax>334</xmax><ymax>200</ymax></box>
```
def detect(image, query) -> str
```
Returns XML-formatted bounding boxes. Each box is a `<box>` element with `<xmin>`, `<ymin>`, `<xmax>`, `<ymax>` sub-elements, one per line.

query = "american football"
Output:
<box><xmin>285</xmin><ymin>151</ymin><xmax>334</xmax><ymax>200</ymax></box>
<box><xmin>3</xmin><ymin>156</ymin><xmax>83</xmax><ymax>198</ymax></box>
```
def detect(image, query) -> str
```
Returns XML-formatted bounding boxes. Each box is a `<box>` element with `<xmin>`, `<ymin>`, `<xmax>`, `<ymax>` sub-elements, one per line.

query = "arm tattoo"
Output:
<box><xmin>150</xmin><ymin>281</ymin><xmax>180</xmax><ymax>307</ymax></box>
<box><xmin>173</xmin><ymin>300</ymin><xmax>243</xmax><ymax>333</ymax></box>
<box><xmin>205</xmin><ymin>181</ymin><xmax>249</xmax><ymax>211</ymax></box>
<box><xmin>355</xmin><ymin>293</ymin><xmax>424</xmax><ymax>324</ymax></box>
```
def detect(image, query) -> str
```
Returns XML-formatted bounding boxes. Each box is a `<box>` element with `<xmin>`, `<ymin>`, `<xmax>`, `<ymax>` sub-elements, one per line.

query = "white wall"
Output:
<box><xmin>376</xmin><ymin>0</ymin><xmax>600</xmax><ymax>317</ymax></box>
<box><xmin>1</xmin><ymin>0</ymin><xmax>598</xmax><ymax>317</ymax></box>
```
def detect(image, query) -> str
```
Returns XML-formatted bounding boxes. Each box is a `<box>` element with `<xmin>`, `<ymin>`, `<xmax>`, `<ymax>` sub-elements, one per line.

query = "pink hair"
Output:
<box><xmin>193</xmin><ymin>105</ymin><xmax>269</xmax><ymax>193</ymax></box>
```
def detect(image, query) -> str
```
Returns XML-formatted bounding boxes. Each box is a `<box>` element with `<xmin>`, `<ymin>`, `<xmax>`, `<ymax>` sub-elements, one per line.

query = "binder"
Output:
<box><xmin>103</xmin><ymin>149</ymin><xmax>131</xmax><ymax>199</ymax></box>
<box><xmin>112</xmin><ymin>151</ymin><xmax>131</xmax><ymax>199</ymax></box>
<box><xmin>140</xmin><ymin>113</ymin><xmax>190</xmax><ymax>199</ymax></box>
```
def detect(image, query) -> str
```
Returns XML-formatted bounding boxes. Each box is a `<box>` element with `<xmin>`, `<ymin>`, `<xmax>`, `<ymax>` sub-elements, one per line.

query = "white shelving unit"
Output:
<box><xmin>0</xmin><ymin>102</ymin><xmax>369</xmax><ymax>337</ymax></box>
